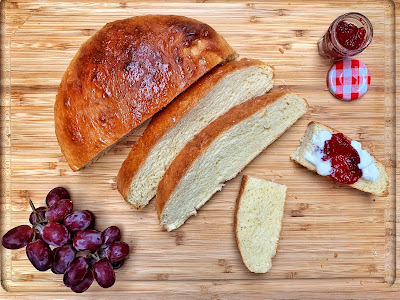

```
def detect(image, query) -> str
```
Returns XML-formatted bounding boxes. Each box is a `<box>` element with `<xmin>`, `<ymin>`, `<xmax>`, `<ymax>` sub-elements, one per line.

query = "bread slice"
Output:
<box><xmin>235</xmin><ymin>175</ymin><xmax>286</xmax><ymax>273</ymax></box>
<box><xmin>117</xmin><ymin>59</ymin><xmax>274</xmax><ymax>209</ymax></box>
<box><xmin>290</xmin><ymin>121</ymin><xmax>389</xmax><ymax>196</ymax></box>
<box><xmin>156</xmin><ymin>90</ymin><xmax>308</xmax><ymax>231</ymax></box>
<box><xmin>54</xmin><ymin>15</ymin><xmax>236</xmax><ymax>171</ymax></box>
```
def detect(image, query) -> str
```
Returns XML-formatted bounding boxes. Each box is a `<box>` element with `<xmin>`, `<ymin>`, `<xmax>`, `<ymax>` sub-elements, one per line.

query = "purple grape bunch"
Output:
<box><xmin>1</xmin><ymin>187</ymin><xmax>130</xmax><ymax>293</ymax></box>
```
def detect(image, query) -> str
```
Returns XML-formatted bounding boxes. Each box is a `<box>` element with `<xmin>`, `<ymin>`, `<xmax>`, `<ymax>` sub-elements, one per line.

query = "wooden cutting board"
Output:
<box><xmin>1</xmin><ymin>0</ymin><xmax>399</xmax><ymax>298</ymax></box>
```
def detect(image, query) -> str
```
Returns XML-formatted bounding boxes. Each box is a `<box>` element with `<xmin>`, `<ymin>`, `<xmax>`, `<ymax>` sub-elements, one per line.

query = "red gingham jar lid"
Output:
<box><xmin>327</xmin><ymin>58</ymin><xmax>371</xmax><ymax>101</ymax></box>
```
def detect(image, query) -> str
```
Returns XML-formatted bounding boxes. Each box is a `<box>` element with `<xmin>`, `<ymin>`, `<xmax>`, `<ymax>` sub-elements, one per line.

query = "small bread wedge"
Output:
<box><xmin>290</xmin><ymin>121</ymin><xmax>388</xmax><ymax>196</ymax></box>
<box><xmin>235</xmin><ymin>175</ymin><xmax>286</xmax><ymax>273</ymax></box>
<box><xmin>156</xmin><ymin>90</ymin><xmax>308</xmax><ymax>231</ymax></box>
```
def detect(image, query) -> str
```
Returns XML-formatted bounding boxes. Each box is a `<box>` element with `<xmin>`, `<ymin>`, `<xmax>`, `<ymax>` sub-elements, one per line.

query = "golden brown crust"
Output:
<box><xmin>117</xmin><ymin>58</ymin><xmax>271</xmax><ymax>201</ymax></box>
<box><xmin>156</xmin><ymin>90</ymin><xmax>289</xmax><ymax>217</ymax></box>
<box><xmin>54</xmin><ymin>15</ymin><xmax>236</xmax><ymax>171</ymax></box>
<box><xmin>290</xmin><ymin>121</ymin><xmax>389</xmax><ymax>197</ymax></box>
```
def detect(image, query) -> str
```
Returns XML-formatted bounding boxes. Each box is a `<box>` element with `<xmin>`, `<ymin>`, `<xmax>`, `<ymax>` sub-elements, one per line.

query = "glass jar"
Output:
<box><xmin>318</xmin><ymin>12</ymin><xmax>373</xmax><ymax>60</ymax></box>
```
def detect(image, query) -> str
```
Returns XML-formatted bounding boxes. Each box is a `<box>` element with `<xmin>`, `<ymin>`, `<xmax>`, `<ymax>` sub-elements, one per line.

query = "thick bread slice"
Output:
<box><xmin>117</xmin><ymin>59</ymin><xmax>274</xmax><ymax>209</ymax></box>
<box><xmin>235</xmin><ymin>175</ymin><xmax>286</xmax><ymax>273</ymax></box>
<box><xmin>290</xmin><ymin>121</ymin><xmax>389</xmax><ymax>196</ymax></box>
<box><xmin>55</xmin><ymin>15</ymin><xmax>236</xmax><ymax>171</ymax></box>
<box><xmin>156</xmin><ymin>90</ymin><xmax>308</xmax><ymax>231</ymax></box>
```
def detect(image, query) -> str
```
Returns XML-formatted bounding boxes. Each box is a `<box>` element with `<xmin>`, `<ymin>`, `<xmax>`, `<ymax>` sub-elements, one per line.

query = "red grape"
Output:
<box><xmin>26</xmin><ymin>240</ymin><xmax>53</xmax><ymax>271</ymax></box>
<box><xmin>64</xmin><ymin>211</ymin><xmax>92</xmax><ymax>232</ymax></box>
<box><xmin>93</xmin><ymin>258</ymin><xmax>115</xmax><ymax>288</ymax></box>
<box><xmin>111</xmin><ymin>258</ymin><xmax>125</xmax><ymax>270</ymax></box>
<box><xmin>71</xmin><ymin>268</ymin><xmax>94</xmax><ymax>293</ymax></box>
<box><xmin>63</xmin><ymin>257</ymin><xmax>89</xmax><ymax>287</ymax></box>
<box><xmin>46</xmin><ymin>187</ymin><xmax>70</xmax><ymax>207</ymax></box>
<box><xmin>42</xmin><ymin>222</ymin><xmax>70</xmax><ymax>247</ymax></box>
<box><xmin>102</xmin><ymin>226</ymin><xmax>121</xmax><ymax>247</ymax></box>
<box><xmin>2</xmin><ymin>225</ymin><xmax>34</xmax><ymax>249</ymax></box>
<box><xmin>45</xmin><ymin>199</ymin><xmax>73</xmax><ymax>222</ymax></box>
<box><xmin>73</xmin><ymin>229</ymin><xmax>102</xmax><ymax>252</ymax></box>
<box><xmin>85</xmin><ymin>210</ymin><xmax>95</xmax><ymax>228</ymax></box>
<box><xmin>107</xmin><ymin>241</ymin><xmax>130</xmax><ymax>263</ymax></box>
<box><xmin>52</xmin><ymin>244</ymin><xmax>76</xmax><ymax>274</ymax></box>
<box><xmin>1</xmin><ymin>185</ymin><xmax>130</xmax><ymax>294</ymax></box>
<box><xmin>29</xmin><ymin>207</ymin><xmax>47</xmax><ymax>225</ymax></box>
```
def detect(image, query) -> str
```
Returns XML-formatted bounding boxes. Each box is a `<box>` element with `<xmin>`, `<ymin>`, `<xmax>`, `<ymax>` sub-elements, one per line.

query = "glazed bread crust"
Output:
<box><xmin>117</xmin><ymin>58</ymin><xmax>274</xmax><ymax>208</ymax></box>
<box><xmin>54</xmin><ymin>15</ymin><xmax>236</xmax><ymax>171</ymax></box>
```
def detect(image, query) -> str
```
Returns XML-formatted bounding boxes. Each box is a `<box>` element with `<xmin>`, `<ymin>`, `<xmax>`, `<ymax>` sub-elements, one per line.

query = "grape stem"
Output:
<box><xmin>29</xmin><ymin>199</ymin><xmax>46</xmax><ymax>224</ymax></box>
<box><xmin>77</xmin><ymin>251</ymin><xmax>100</xmax><ymax>261</ymax></box>
<box><xmin>92</xmin><ymin>252</ymin><xmax>100</xmax><ymax>261</ymax></box>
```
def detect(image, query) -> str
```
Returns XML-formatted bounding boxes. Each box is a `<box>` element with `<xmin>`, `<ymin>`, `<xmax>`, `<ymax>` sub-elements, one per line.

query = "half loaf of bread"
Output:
<box><xmin>117</xmin><ymin>59</ymin><xmax>274</xmax><ymax>209</ymax></box>
<box><xmin>156</xmin><ymin>90</ymin><xmax>308</xmax><ymax>231</ymax></box>
<box><xmin>55</xmin><ymin>15</ymin><xmax>236</xmax><ymax>171</ymax></box>
<box><xmin>235</xmin><ymin>175</ymin><xmax>286</xmax><ymax>273</ymax></box>
<box><xmin>290</xmin><ymin>122</ymin><xmax>389</xmax><ymax>196</ymax></box>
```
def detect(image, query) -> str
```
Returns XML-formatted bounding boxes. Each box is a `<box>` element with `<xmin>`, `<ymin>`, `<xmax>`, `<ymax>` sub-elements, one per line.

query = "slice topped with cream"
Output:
<box><xmin>291</xmin><ymin>122</ymin><xmax>388</xmax><ymax>196</ymax></box>
<box><xmin>305</xmin><ymin>130</ymin><xmax>379</xmax><ymax>184</ymax></box>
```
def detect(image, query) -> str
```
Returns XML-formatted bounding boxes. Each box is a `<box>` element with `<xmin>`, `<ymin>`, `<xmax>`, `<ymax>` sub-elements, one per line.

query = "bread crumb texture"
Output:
<box><xmin>236</xmin><ymin>175</ymin><xmax>286</xmax><ymax>273</ymax></box>
<box><xmin>123</xmin><ymin>62</ymin><xmax>274</xmax><ymax>208</ymax></box>
<box><xmin>158</xmin><ymin>92</ymin><xmax>307</xmax><ymax>231</ymax></box>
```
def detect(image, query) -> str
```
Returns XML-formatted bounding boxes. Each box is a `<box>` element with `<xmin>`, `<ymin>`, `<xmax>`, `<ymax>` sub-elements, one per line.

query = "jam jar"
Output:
<box><xmin>318</xmin><ymin>12</ymin><xmax>373</xmax><ymax>60</ymax></box>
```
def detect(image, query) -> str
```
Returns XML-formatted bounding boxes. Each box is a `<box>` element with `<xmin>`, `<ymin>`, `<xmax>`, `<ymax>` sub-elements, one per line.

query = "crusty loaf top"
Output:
<box><xmin>54</xmin><ymin>15</ymin><xmax>236</xmax><ymax>171</ymax></box>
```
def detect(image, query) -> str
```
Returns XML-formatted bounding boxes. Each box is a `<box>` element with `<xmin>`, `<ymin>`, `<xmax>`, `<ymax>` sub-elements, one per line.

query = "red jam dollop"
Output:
<box><xmin>322</xmin><ymin>133</ymin><xmax>362</xmax><ymax>184</ymax></box>
<box><xmin>336</xmin><ymin>21</ymin><xmax>366</xmax><ymax>50</ymax></box>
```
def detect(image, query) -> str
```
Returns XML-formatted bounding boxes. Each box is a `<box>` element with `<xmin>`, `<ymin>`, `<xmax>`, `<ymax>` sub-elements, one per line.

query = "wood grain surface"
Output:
<box><xmin>0</xmin><ymin>0</ymin><xmax>399</xmax><ymax>298</ymax></box>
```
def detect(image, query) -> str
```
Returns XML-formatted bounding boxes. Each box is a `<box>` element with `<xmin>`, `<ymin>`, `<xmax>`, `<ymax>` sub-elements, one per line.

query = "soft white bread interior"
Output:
<box><xmin>117</xmin><ymin>59</ymin><xmax>274</xmax><ymax>209</ymax></box>
<box><xmin>156</xmin><ymin>90</ymin><xmax>308</xmax><ymax>231</ymax></box>
<box><xmin>290</xmin><ymin>121</ymin><xmax>388</xmax><ymax>196</ymax></box>
<box><xmin>235</xmin><ymin>175</ymin><xmax>286</xmax><ymax>273</ymax></box>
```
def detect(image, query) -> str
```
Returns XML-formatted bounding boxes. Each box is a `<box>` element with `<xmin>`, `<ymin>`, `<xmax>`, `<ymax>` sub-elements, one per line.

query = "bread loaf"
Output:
<box><xmin>290</xmin><ymin>122</ymin><xmax>389</xmax><ymax>196</ymax></box>
<box><xmin>117</xmin><ymin>59</ymin><xmax>274</xmax><ymax>209</ymax></box>
<box><xmin>235</xmin><ymin>175</ymin><xmax>286</xmax><ymax>273</ymax></box>
<box><xmin>54</xmin><ymin>15</ymin><xmax>236</xmax><ymax>171</ymax></box>
<box><xmin>156</xmin><ymin>90</ymin><xmax>308</xmax><ymax>231</ymax></box>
